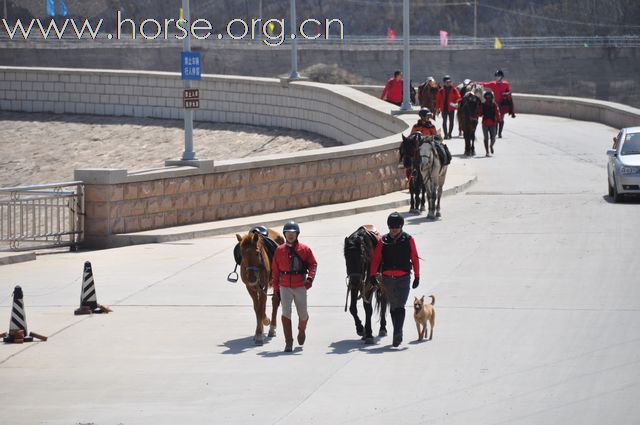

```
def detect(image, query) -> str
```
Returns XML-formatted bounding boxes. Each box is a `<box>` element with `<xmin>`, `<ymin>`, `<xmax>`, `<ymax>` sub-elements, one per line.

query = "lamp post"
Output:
<box><xmin>400</xmin><ymin>0</ymin><xmax>411</xmax><ymax>110</ymax></box>
<box><xmin>289</xmin><ymin>0</ymin><xmax>300</xmax><ymax>79</ymax></box>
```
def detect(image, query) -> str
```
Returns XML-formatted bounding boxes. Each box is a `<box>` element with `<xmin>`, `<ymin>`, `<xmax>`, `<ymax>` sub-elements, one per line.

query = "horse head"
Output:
<box><xmin>236</xmin><ymin>231</ymin><xmax>269</xmax><ymax>288</ymax></box>
<box><xmin>344</xmin><ymin>227</ymin><xmax>377</xmax><ymax>291</ymax></box>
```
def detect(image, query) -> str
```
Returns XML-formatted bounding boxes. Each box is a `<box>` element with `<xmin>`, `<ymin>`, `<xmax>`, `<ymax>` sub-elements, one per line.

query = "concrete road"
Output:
<box><xmin>1</xmin><ymin>114</ymin><xmax>639</xmax><ymax>425</ymax></box>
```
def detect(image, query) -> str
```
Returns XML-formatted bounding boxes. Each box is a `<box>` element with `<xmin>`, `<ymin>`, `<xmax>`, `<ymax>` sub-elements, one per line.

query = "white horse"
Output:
<box><xmin>419</xmin><ymin>136</ymin><xmax>449</xmax><ymax>219</ymax></box>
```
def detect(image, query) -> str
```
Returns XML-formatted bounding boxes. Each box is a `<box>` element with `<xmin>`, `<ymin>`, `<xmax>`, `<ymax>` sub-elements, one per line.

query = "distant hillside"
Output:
<box><xmin>7</xmin><ymin>0</ymin><xmax>640</xmax><ymax>37</ymax></box>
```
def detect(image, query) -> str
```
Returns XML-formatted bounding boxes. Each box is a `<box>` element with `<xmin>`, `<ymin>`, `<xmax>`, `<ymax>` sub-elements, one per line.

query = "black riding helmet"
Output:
<box><xmin>418</xmin><ymin>108</ymin><xmax>433</xmax><ymax>119</ymax></box>
<box><xmin>495</xmin><ymin>69</ymin><xmax>504</xmax><ymax>78</ymax></box>
<box><xmin>283</xmin><ymin>220</ymin><xmax>300</xmax><ymax>234</ymax></box>
<box><xmin>387</xmin><ymin>212</ymin><xmax>404</xmax><ymax>228</ymax></box>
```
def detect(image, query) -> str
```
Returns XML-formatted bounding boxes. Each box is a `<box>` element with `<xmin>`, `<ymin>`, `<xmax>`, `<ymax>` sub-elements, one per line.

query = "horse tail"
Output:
<box><xmin>374</xmin><ymin>285</ymin><xmax>386</xmax><ymax>313</ymax></box>
<box><xmin>428</xmin><ymin>294</ymin><xmax>435</xmax><ymax>306</ymax></box>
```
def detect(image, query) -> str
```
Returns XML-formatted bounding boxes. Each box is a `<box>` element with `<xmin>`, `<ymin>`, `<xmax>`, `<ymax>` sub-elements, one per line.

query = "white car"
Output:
<box><xmin>607</xmin><ymin>127</ymin><xmax>640</xmax><ymax>202</ymax></box>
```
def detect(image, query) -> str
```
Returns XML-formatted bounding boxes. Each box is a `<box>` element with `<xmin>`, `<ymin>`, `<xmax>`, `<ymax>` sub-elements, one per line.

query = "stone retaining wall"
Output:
<box><xmin>0</xmin><ymin>67</ymin><xmax>411</xmax><ymax>247</ymax></box>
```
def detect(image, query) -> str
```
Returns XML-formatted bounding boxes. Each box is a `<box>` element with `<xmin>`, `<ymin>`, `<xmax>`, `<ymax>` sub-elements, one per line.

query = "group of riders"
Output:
<box><xmin>237</xmin><ymin>212</ymin><xmax>420</xmax><ymax>353</ymax></box>
<box><xmin>382</xmin><ymin>69</ymin><xmax>517</xmax><ymax>157</ymax></box>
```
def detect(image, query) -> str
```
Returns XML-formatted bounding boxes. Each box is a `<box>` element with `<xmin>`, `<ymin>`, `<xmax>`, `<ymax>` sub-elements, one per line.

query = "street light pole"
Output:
<box><xmin>3</xmin><ymin>0</ymin><xmax>7</xmax><ymax>20</ymax></box>
<box><xmin>181</xmin><ymin>0</ymin><xmax>195</xmax><ymax>160</ymax></box>
<box><xmin>473</xmin><ymin>0</ymin><xmax>478</xmax><ymax>44</ymax></box>
<box><xmin>289</xmin><ymin>0</ymin><xmax>300</xmax><ymax>79</ymax></box>
<box><xmin>400</xmin><ymin>0</ymin><xmax>411</xmax><ymax>111</ymax></box>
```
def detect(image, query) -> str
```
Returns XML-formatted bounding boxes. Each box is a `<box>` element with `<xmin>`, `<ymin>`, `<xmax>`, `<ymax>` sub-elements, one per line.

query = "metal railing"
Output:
<box><xmin>0</xmin><ymin>182</ymin><xmax>84</xmax><ymax>251</ymax></box>
<box><xmin>1</xmin><ymin>34</ymin><xmax>639</xmax><ymax>49</ymax></box>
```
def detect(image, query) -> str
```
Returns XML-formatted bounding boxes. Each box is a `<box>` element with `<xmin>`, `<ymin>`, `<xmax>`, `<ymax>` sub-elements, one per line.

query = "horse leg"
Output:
<box><xmin>246</xmin><ymin>286</ymin><xmax>264</xmax><ymax>345</ymax></box>
<box><xmin>268</xmin><ymin>291</ymin><xmax>280</xmax><ymax>337</ymax></box>
<box><xmin>426</xmin><ymin>181</ymin><xmax>435</xmax><ymax>219</ymax></box>
<box><xmin>363</xmin><ymin>300</ymin><xmax>374</xmax><ymax>344</ymax></box>
<box><xmin>348</xmin><ymin>286</ymin><xmax>364</xmax><ymax>336</ymax></box>
<box><xmin>436</xmin><ymin>179</ymin><xmax>444</xmax><ymax>218</ymax></box>
<box><xmin>420</xmin><ymin>183</ymin><xmax>426</xmax><ymax>212</ymax></box>
<box><xmin>378</xmin><ymin>290</ymin><xmax>388</xmax><ymax>337</ymax></box>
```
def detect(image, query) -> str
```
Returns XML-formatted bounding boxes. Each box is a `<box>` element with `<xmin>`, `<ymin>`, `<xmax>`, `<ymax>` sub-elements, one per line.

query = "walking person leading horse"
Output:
<box><xmin>369</xmin><ymin>212</ymin><xmax>420</xmax><ymax>348</ymax></box>
<box><xmin>272</xmin><ymin>221</ymin><xmax>318</xmax><ymax>353</ymax></box>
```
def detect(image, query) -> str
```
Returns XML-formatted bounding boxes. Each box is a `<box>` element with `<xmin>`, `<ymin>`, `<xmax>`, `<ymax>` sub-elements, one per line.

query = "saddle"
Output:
<box><xmin>233</xmin><ymin>226</ymin><xmax>278</xmax><ymax>266</ymax></box>
<box><xmin>434</xmin><ymin>141</ymin><xmax>452</xmax><ymax>166</ymax></box>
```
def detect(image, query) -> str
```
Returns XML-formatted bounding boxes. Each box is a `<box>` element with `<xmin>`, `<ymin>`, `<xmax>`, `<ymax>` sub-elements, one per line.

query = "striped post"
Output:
<box><xmin>3</xmin><ymin>286</ymin><xmax>34</xmax><ymax>343</ymax></box>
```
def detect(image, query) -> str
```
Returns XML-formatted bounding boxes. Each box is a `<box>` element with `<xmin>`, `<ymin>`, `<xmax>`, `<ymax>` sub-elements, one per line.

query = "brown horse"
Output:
<box><xmin>235</xmin><ymin>228</ymin><xmax>284</xmax><ymax>345</ymax></box>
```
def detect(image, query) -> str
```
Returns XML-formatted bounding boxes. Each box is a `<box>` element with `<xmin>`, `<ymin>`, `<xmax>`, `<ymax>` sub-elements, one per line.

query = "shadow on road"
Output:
<box><xmin>601</xmin><ymin>194</ymin><xmax>640</xmax><ymax>204</ymax></box>
<box><xmin>219</xmin><ymin>335</ymin><xmax>272</xmax><ymax>355</ymax></box>
<box><xmin>327</xmin><ymin>339</ymin><xmax>406</xmax><ymax>354</ymax></box>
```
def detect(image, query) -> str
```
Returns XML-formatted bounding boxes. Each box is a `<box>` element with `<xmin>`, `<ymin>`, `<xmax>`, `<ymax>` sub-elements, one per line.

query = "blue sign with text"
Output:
<box><xmin>181</xmin><ymin>52</ymin><xmax>201</xmax><ymax>81</ymax></box>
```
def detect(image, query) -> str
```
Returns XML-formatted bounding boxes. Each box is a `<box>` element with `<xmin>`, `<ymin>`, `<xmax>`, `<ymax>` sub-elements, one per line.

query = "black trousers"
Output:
<box><xmin>442</xmin><ymin>110</ymin><xmax>455</xmax><ymax>137</ymax></box>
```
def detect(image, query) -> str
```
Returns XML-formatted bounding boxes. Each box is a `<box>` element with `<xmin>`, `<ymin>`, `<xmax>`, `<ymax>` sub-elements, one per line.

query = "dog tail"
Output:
<box><xmin>428</xmin><ymin>294</ymin><xmax>435</xmax><ymax>305</ymax></box>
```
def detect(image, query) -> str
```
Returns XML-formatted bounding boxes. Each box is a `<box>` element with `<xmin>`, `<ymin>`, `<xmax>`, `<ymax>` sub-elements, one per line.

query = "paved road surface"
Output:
<box><xmin>1</xmin><ymin>114</ymin><xmax>638</xmax><ymax>425</ymax></box>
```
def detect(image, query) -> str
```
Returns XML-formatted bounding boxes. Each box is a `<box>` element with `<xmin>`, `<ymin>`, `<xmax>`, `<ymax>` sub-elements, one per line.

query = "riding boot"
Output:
<box><xmin>391</xmin><ymin>308</ymin><xmax>404</xmax><ymax>347</ymax></box>
<box><xmin>282</xmin><ymin>316</ymin><xmax>293</xmax><ymax>352</ymax></box>
<box><xmin>297</xmin><ymin>318</ymin><xmax>308</xmax><ymax>345</ymax></box>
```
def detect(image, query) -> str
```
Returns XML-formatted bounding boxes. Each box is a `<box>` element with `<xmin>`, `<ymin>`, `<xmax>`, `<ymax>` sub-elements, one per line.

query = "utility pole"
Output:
<box><xmin>474</xmin><ymin>0</ymin><xmax>478</xmax><ymax>44</ymax></box>
<box><xmin>3</xmin><ymin>0</ymin><xmax>7</xmax><ymax>20</ymax></box>
<box><xmin>400</xmin><ymin>0</ymin><xmax>411</xmax><ymax>111</ymax></box>
<box><xmin>289</xmin><ymin>0</ymin><xmax>300</xmax><ymax>79</ymax></box>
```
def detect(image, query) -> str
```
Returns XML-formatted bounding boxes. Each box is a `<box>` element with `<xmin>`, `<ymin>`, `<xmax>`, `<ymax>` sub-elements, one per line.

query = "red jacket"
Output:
<box><xmin>479</xmin><ymin>101</ymin><xmax>502</xmax><ymax>126</ymax></box>
<box><xmin>369</xmin><ymin>232</ymin><xmax>420</xmax><ymax>278</ymax></box>
<box><xmin>411</xmin><ymin>119</ymin><xmax>438</xmax><ymax>137</ymax></box>
<box><xmin>436</xmin><ymin>86</ymin><xmax>461</xmax><ymax>113</ymax></box>
<box><xmin>380</xmin><ymin>78</ymin><xmax>403</xmax><ymax>105</ymax></box>
<box><xmin>480</xmin><ymin>80</ymin><xmax>511</xmax><ymax>103</ymax></box>
<box><xmin>271</xmin><ymin>241</ymin><xmax>318</xmax><ymax>292</ymax></box>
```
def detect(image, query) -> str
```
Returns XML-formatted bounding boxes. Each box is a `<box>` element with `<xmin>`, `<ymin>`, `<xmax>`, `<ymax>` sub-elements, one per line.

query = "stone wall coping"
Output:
<box><xmin>73</xmin><ymin>128</ymin><xmax>411</xmax><ymax>185</ymax></box>
<box><xmin>513</xmin><ymin>93</ymin><xmax>640</xmax><ymax>116</ymax></box>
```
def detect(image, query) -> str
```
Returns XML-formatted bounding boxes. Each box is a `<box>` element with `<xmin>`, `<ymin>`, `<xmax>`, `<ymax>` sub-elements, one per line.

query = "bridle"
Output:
<box><xmin>343</xmin><ymin>234</ymin><xmax>379</xmax><ymax>311</ymax></box>
<box><xmin>243</xmin><ymin>238</ymin><xmax>271</xmax><ymax>295</ymax></box>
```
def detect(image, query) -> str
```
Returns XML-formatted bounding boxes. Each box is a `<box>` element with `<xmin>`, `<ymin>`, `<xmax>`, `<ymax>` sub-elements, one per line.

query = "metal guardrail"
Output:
<box><xmin>0</xmin><ymin>182</ymin><xmax>84</xmax><ymax>251</ymax></box>
<box><xmin>1</xmin><ymin>35</ymin><xmax>639</xmax><ymax>49</ymax></box>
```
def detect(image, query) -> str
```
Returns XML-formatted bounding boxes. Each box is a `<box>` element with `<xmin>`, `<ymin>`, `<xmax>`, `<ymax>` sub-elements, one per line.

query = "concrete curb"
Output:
<box><xmin>98</xmin><ymin>173</ymin><xmax>477</xmax><ymax>248</ymax></box>
<box><xmin>0</xmin><ymin>251</ymin><xmax>36</xmax><ymax>266</ymax></box>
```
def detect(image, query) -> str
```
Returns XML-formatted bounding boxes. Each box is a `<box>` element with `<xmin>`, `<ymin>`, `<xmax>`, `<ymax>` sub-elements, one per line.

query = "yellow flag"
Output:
<box><xmin>494</xmin><ymin>37</ymin><xmax>503</xmax><ymax>49</ymax></box>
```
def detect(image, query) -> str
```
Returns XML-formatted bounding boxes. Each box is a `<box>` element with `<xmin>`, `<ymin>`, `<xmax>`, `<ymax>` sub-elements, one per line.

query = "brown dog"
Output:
<box><xmin>413</xmin><ymin>295</ymin><xmax>435</xmax><ymax>341</ymax></box>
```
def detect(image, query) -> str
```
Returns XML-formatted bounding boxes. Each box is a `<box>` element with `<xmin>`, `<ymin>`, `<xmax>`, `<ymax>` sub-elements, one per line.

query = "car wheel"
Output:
<box><xmin>612</xmin><ymin>177</ymin><xmax>624</xmax><ymax>203</ymax></box>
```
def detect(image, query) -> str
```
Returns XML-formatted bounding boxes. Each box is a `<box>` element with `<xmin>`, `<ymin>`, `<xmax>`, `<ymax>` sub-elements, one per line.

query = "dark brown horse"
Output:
<box><xmin>235</xmin><ymin>227</ymin><xmax>284</xmax><ymax>345</ymax></box>
<box><xmin>400</xmin><ymin>133</ymin><xmax>427</xmax><ymax>213</ymax></box>
<box><xmin>344</xmin><ymin>225</ymin><xmax>388</xmax><ymax>344</ymax></box>
<box><xmin>458</xmin><ymin>84</ymin><xmax>483</xmax><ymax>156</ymax></box>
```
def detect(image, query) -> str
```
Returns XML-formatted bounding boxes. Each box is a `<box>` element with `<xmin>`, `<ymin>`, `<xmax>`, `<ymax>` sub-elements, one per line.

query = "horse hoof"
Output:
<box><xmin>356</xmin><ymin>326</ymin><xmax>364</xmax><ymax>337</ymax></box>
<box><xmin>378</xmin><ymin>328</ymin><xmax>388</xmax><ymax>337</ymax></box>
<box><xmin>419</xmin><ymin>206</ymin><xmax>426</xmax><ymax>212</ymax></box>
<box><xmin>364</xmin><ymin>337</ymin><xmax>375</xmax><ymax>345</ymax></box>
<box><xmin>268</xmin><ymin>328</ymin><xmax>276</xmax><ymax>338</ymax></box>
<box><xmin>254</xmin><ymin>337</ymin><xmax>264</xmax><ymax>346</ymax></box>
<box><xmin>427</xmin><ymin>214</ymin><xmax>434</xmax><ymax>220</ymax></box>
<box><xmin>436</xmin><ymin>212</ymin><xmax>441</xmax><ymax>218</ymax></box>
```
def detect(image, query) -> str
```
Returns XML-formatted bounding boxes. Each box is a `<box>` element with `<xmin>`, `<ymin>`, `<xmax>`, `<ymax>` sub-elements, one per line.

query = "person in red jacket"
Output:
<box><xmin>271</xmin><ymin>220</ymin><xmax>318</xmax><ymax>353</ymax></box>
<box><xmin>410</xmin><ymin>108</ymin><xmax>438</xmax><ymax>137</ymax></box>
<box><xmin>369</xmin><ymin>212</ymin><xmax>420</xmax><ymax>347</ymax></box>
<box><xmin>479</xmin><ymin>90</ymin><xmax>502</xmax><ymax>157</ymax></box>
<box><xmin>380</xmin><ymin>70</ymin><xmax>404</xmax><ymax>107</ymax></box>
<box><xmin>480</xmin><ymin>69</ymin><xmax>516</xmax><ymax>138</ymax></box>
<box><xmin>435</xmin><ymin>75</ymin><xmax>461</xmax><ymax>140</ymax></box>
